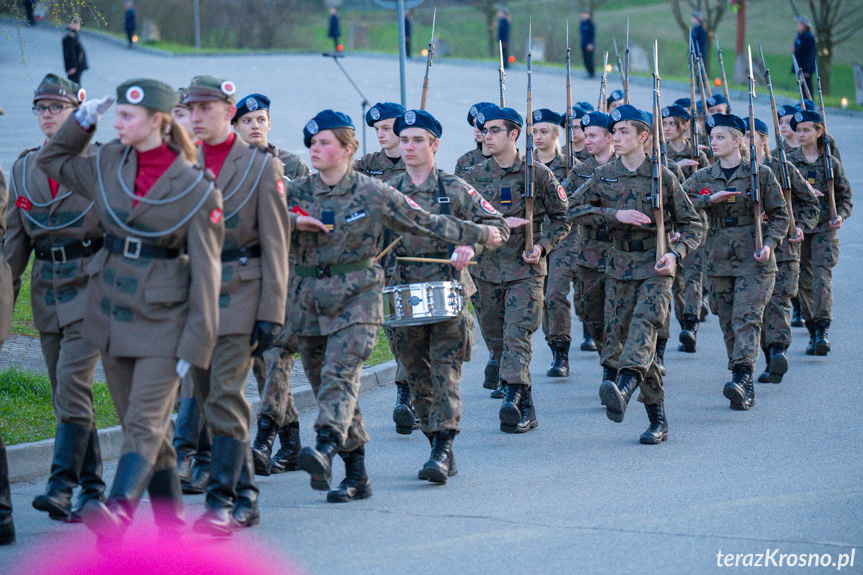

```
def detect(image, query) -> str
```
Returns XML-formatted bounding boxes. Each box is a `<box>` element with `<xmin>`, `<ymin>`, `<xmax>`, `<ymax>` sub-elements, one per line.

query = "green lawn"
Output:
<box><xmin>0</xmin><ymin>366</ymin><xmax>119</xmax><ymax>445</ymax></box>
<box><xmin>11</xmin><ymin>258</ymin><xmax>36</xmax><ymax>336</ymax></box>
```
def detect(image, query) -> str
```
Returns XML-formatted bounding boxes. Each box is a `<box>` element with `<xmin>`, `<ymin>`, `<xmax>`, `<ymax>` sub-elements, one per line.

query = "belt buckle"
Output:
<box><xmin>123</xmin><ymin>237</ymin><xmax>142</xmax><ymax>259</ymax></box>
<box><xmin>239</xmin><ymin>247</ymin><xmax>248</xmax><ymax>266</ymax></box>
<box><xmin>724</xmin><ymin>216</ymin><xmax>735</xmax><ymax>226</ymax></box>
<box><xmin>317</xmin><ymin>265</ymin><xmax>330</xmax><ymax>279</ymax></box>
<box><xmin>50</xmin><ymin>245</ymin><xmax>67</xmax><ymax>264</ymax></box>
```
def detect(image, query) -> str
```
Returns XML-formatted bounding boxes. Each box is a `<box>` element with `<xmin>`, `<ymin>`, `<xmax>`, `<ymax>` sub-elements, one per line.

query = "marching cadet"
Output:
<box><xmin>353</xmin><ymin>101</ymin><xmax>407</xmax><ymax>180</ymax></box>
<box><xmin>0</xmin><ymin>168</ymin><xmax>14</xmax><ymax>546</ymax></box>
<box><xmin>562</xmin><ymin>104</ymin><xmax>593</xmax><ymax>163</ymax></box>
<box><xmin>788</xmin><ymin>109</ymin><xmax>852</xmax><ymax>356</ymax></box>
<box><xmin>775</xmin><ymin>104</ymin><xmax>800</xmax><ymax>155</ymax></box>
<box><xmin>387</xmin><ymin>110</ymin><xmax>508</xmax><ymax>483</ymax></box>
<box><xmin>181</xmin><ymin>76</ymin><xmax>289</xmax><ymax>534</ymax></box>
<box><xmin>745</xmin><ymin>118</ymin><xmax>819</xmax><ymax>383</ymax></box>
<box><xmin>37</xmin><ymin>79</ymin><xmax>224</xmax><ymax>546</ymax></box>
<box><xmin>683</xmin><ymin>113</ymin><xmax>788</xmax><ymax>410</ymax></box>
<box><xmin>172</xmin><ymin>91</ymin><xmax>193</xmax><ymax>137</ymax></box>
<box><xmin>232</xmin><ymin>93</ymin><xmax>310</xmax><ymax>180</ymax></box>
<box><xmin>607</xmin><ymin>89</ymin><xmax>624</xmax><ymax>112</ymax></box>
<box><xmin>662</xmin><ymin>104</ymin><xmax>710</xmax><ymax>352</ymax></box>
<box><xmin>706</xmin><ymin>94</ymin><xmax>729</xmax><ymax>115</ymax></box>
<box><xmin>464</xmin><ymin>105</ymin><xmax>570</xmax><ymax>432</ymax></box>
<box><xmin>5</xmin><ymin>74</ymin><xmax>106</xmax><ymax>523</ymax></box>
<box><xmin>563</xmin><ymin>110</ymin><xmax>615</xmax><ymax>386</ymax></box>
<box><xmin>286</xmin><ymin>110</ymin><xmax>503</xmax><ymax>502</ymax></box>
<box><xmin>570</xmin><ymin>105</ymin><xmax>703</xmax><ymax>443</ymax></box>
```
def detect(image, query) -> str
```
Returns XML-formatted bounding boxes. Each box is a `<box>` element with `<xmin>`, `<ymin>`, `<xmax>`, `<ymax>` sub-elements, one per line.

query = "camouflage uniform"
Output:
<box><xmin>386</xmin><ymin>168</ymin><xmax>508</xmax><ymax>433</ymax></box>
<box><xmin>251</xmin><ymin>325</ymin><xmax>299</xmax><ymax>426</ymax></box>
<box><xmin>573</xmin><ymin>147</ymin><xmax>591</xmax><ymax>163</ymax></box>
<box><xmin>684</xmin><ymin>161</ymin><xmax>789</xmax><ymax>370</ymax></box>
<box><xmin>776</xmin><ymin>133</ymin><xmax>841</xmax><ymax>164</ymax></box>
<box><xmin>464</xmin><ymin>152</ymin><xmax>570</xmax><ymax>388</ymax></box>
<box><xmin>286</xmin><ymin>169</ymin><xmax>492</xmax><ymax>450</ymax></box>
<box><xmin>787</xmin><ymin>148</ymin><xmax>852</xmax><ymax>323</ymax></box>
<box><xmin>570</xmin><ymin>157</ymin><xmax>703</xmax><ymax>403</ymax></box>
<box><xmin>353</xmin><ymin>149</ymin><xmax>406</xmax><ymax>182</ymax></box>
<box><xmin>271</xmin><ymin>145</ymin><xmax>310</xmax><ymax>181</ymax></box>
<box><xmin>656</xmin><ymin>158</ymin><xmax>686</xmax><ymax>345</ymax></box>
<box><xmin>454</xmin><ymin>146</ymin><xmax>490</xmax><ymax>178</ymax></box>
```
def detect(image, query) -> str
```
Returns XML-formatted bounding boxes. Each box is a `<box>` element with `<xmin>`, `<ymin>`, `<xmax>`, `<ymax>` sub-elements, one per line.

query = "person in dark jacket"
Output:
<box><xmin>328</xmin><ymin>7</ymin><xmax>341</xmax><ymax>51</ymax></box>
<box><xmin>124</xmin><ymin>1</ymin><xmax>137</xmax><ymax>48</ymax></box>
<box><xmin>580</xmin><ymin>9</ymin><xmax>596</xmax><ymax>78</ymax></box>
<box><xmin>793</xmin><ymin>16</ymin><xmax>816</xmax><ymax>96</ymax></box>
<box><xmin>404</xmin><ymin>11</ymin><xmax>412</xmax><ymax>58</ymax></box>
<box><xmin>497</xmin><ymin>8</ymin><xmax>510</xmax><ymax>69</ymax></box>
<box><xmin>62</xmin><ymin>19</ymin><xmax>88</xmax><ymax>85</ymax></box>
<box><xmin>22</xmin><ymin>0</ymin><xmax>35</xmax><ymax>25</ymax></box>
<box><xmin>691</xmin><ymin>12</ymin><xmax>708</xmax><ymax>72</ymax></box>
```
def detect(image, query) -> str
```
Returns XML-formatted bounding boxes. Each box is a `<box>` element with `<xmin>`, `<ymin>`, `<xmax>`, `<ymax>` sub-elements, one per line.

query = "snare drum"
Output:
<box><xmin>383</xmin><ymin>281</ymin><xmax>464</xmax><ymax>327</ymax></box>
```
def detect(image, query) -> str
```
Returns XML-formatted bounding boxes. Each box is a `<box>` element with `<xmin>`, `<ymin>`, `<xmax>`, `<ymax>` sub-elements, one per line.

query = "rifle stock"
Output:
<box><xmin>652</xmin><ymin>41</ymin><xmax>666</xmax><ymax>261</ymax></box>
<box><xmin>747</xmin><ymin>46</ymin><xmax>763</xmax><ymax>253</ymax></box>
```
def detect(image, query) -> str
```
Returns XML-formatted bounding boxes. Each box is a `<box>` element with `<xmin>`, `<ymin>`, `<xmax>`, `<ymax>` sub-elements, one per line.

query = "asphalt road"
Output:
<box><xmin>1</xmin><ymin>23</ymin><xmax>861</xmax><ymax>575</ymax></box>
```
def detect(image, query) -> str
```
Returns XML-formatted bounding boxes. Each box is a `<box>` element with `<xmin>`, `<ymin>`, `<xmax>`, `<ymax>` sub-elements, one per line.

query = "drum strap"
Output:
<box><xmin>434</xmin><ymin>173</ymin><xmax>456</xmax><ymax>271</ymax></box>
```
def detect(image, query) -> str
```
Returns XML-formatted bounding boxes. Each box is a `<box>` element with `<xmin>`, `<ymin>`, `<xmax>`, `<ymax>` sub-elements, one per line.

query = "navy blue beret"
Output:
<box><xmin>790</xmin><ymin>109</ymin><xmax>823</xmax><ymax>131</ymax></box>
<box><xmin>304</xmin><ymin>109</ymin><xmax>355</xmax><ymax>147</ymax></box>
<box><xmin>706</xmin><ymin>93</ymin><xmax>728</xmax><ymax>108</ymax></box>
<box><xmin>645</xmin><ymin>111</ymin><xmax>655</xmax><ymax>127</ymax></box>
<box><xmin>467</xmin><ymin>102</ymin><xmax>494</xmax><ymax>126</ymax></box>
<box><xmin>662</xmin><ymin>105</ymin><xmax>690</xmax><ymax>122</ymax></box>
<box><xmin>697</xmin><ymin>100</ymin><xmax>703</xmax><ymax>114</ymax></box>
<box><xmin>743</xmin><ymin>117</ymin><xmax>769</xmax><ymax>135</ymax></box>
<box><xmin>233</xmin><ymin>93</ymin><xmax>270</xmax><ymax>122</ymax></box>
<box><xmin>579</xmin><ymin>111</ymin><xmax>611</xmax><ymax>131</ymax></box>
<box><xmin>476</xmin><ymin>105</ymin><xmax>523</xmax><ymax>129</ymax></box>
<box><xmin>609</xmin><ymin>104</ymin><xmax>651</xmax><ymax>128</ymax></box>
<box><xmin>607</xmin><ymin>89</ymin><xmax>624</xmax><ymax>106</ymax></box>
<box><xmin>803</xmin><ymin>99</ymin><xmax>816</xmax><ymax>111</ymax></box>
<box><xmin>674</xmin><ymin>97</ymin><xmax>691</xmax><ymax>109</ymax></box>
<box><xmin>365</xmin><ymin>102</ymin><xmax>406</xmax><ymax>127</ymax></box>
<box><xmin>575</xmin><ymin>101</ymin><xmax>595</xmax><ymax>112</ymax></box>
<box><xmin>394</xmin><ymin>109</ymin><xmax>443</xmax><ymax>139</ymax></box>
<box><xmin>560</xmin><ymin>105</ymin><xmax>588</xmax><ymax>127</ymax></box>
<box><xmin>705</xmin><ymin>113</ymin><xmax>746</xmax><ymax>135</ymax></box>
<box><xmin>777</xmin><ymin>104</ymin><xmax>800</xmax><ymax>118</ymax></box>
<box><xmin>533</xmin><ymin>108</ymin><xmax>562</xmax><ymax>126</ymax></box>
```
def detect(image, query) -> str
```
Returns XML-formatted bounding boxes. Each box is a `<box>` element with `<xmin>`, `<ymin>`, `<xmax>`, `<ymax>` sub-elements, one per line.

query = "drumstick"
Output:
<box><xmin>396</xmin><ymin>257</ymin><xmax>477</xmax><ymax>265</ymax></box>
<box><xmin>373</xmin><ymin>237</ymin><xmax>402</xmax><ymax>263</ymax></box>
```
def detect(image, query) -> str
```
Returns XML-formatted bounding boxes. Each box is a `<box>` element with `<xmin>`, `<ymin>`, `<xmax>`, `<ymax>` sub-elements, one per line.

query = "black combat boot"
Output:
<box><xmin>183</xmin><ymin>425</ymin><xmax>212</xmax><ymax>495</ymax></box>
<box><xmin>580</xmin><ymin>324</ymin><xmax>597</xmax><ymax>352</ymax></box>
<box><xmin>68</xmin><ymin>427</ymin><xmax>106</xmax><ymax>523</ymax></box>
<box><xmin>393</xmin><ymin>382</ymin><xmax>416</xmax><ymax>435</ymax></box>
<box><xmin>724</xmin><ymin>365</ymin><xmax>755</xmax><ymax>410</ymax></box>
<box><xmin>759</xmin><ymin>344</ymin><xmax>788</xmax><ymax>383</ymax></box>
<box><xmin>419</xmin><ymin>430</ymin><xmax>458</xmax><ymax>484</ymax></box>
<box><xmin>498</xmin><ymin>383</ymin><xmax>526</xmax><ymax>427</ymax></box>
<box><xmin>501</xmin><ymin>386</ymin><xmax>538</xmax><ymax>433</ymax></box>
<box><xmin>805</xmin><ymin>321</ymin><xmax>817</xmax><ymax>355</ymax></box>
<box><xmin>232</xmin><ymin>445</ymin><xmax>260</xmax><ymax>528</ymax></box>
<box><xmin>547</xmin><ymin>341</ymin><xmax>570</xmax><ymax>377</ymax></box>
<box><xmin>251</xmin><ymin>415</ymin><xmax>278</xmax><ymax>476</ymax></box>
<box><xmin>791</xmin><ymin>297</ymin><xmax>804</xmax><ymax>327</ymax></box>
<box><xmin>173</xmin><ymin>398</ymin><xmax>200</xmax><ymax>484</ymax></box>
<box><xmin>483</xmin><ymin>350</ymin><xmax>499</xmax><ymax>390</ymax></box>
<box><xmin>490</xmin><ymin>380</ymin><xmax>506</xmax><ymax>399</ymax></box>
<box><xmin>639</xmin><ymin>402</ymin><xmax>668</xmax><ymax>444</ymax></box>
<box><xmin>297</xmin><ymin>427</ymin><xmax>340</xmax><ymax>491</ymax></box>
<box><xmin>600</xmin><ymin>369</ymin><xmax>641</xmax><ymax>423</ymax></box>
<box><xmin>814</xmin><ymin>320</ymin><xmax>831</xmax><ymax>356</ymax></box>
<box><xmin>600</xmin><ymin>366</ymin><xmax>617</xmax><ymax>406</ymax></box>
<box><xmin>193</xmin><ymin>436</ymin><xmax>246</xmax><ymax>537</ymax></box>
<box><xmin>655</xmin><ymin>338</ymin><xmax>668</xmax><ymax>376</ymax></box>
<box><xmin>327</xmin><ymin>446</ymin><xmax>372</xmax><ymax>503</ymax></box>
<box><xmin>0</xmin><ymin>435</ymin><xmax>14</xmax><ymax>546</ymax></box>
<box><xmin>32</xmin><ymin>422</ymin><xmax>90</xmax><ymax>521</ymax></box>
<box><xmin>678</xmin><ymin>314</ymin><xmax>699</xmax><ymax>353</ymax></box>
<box><xmin>147</xmin><ymin>467</ymin><xmax>185</xmax><ymax>538</ymax></box>
<box><xmin>270</xmin><ymin>421</ymin><xmax>301</xmax><ymax>474</ymax></box>
<box><xmin>82</xmin><ymin>452</ymin><xmax>153</xmax><ymax>550</ymax></box>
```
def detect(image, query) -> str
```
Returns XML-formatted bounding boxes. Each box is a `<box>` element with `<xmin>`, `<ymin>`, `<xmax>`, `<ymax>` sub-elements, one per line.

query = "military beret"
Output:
<box><xmin>697</xmin><ymin>100</ymin><xmax>704</xmax><ymax>114</ymax></box>
<box><xmin>743</xmin><ymin>117</ymin><xmax>769</xmax><ymax>135</ymax></box>
<box><xmin>532</xmin><ymin>108</ymin><xmax>562</xmax><ymax>126</ymax></box>
<box><xmin>705</xmin><ymin>113</ymin><xmax>746</xmax><ymax>135</ymax></box>
<box><xmin>790</xmin><ymin>109</ymin><xmax>823</xmax><ymax>131</ymax></box>
<box><xmin>182</xmin><ymin>75</ymin><xmax>237</xmax><ymax>105</ymax></box>
<box><xmin>579</xmin><ymin>111</ymin><xmax>611</xmax><ymax>131</ymax></box>
<box><xmin>777</xmin><ymin>104</ymin><xmax>800</xmax><ymax>118</ymax></box>
<box><xmin>706</xmin><ymin>93</ymin><xmax>728</xmax><ymax>108</ymax></box>
<box><xmin>173</xmin><ymin>89</ymin><xmax>188</xmax><ymax>109</ymax></box>
<box><xmin>394</xmin><ymin>109</ymin><xmax>442</xmax><ymax>139</ymax></box>
<box><xmin>366</xmin><ymin>102</ymin><xmax>406</xmax><ymax>127</ymax></box>
<box><xmin>674</xmin><ymin>97</ymin><xmax>691</xmax><ymax>109</ymax></box>
<box><xmin>116</xmin><ymin>78</ymin><xmax>178</xmax><ymax>114</ymax></box>
<box><xmin>303</xmin><ymin>109</ymin><xmax>354</xmax><ymax>148</ymax></box>
<box><xmin>662</xmin><ymin>105</ymin><xmax>690</xmax><ymax>122</ymax></box>
<box><xmin>475</xmin><ymin>105</ymin><xmax>523</xmax><ymax>129</ymax></box>
<box><xmin>803</xmin><ymin>99</ymin><xmax>816</xmax><ymax>111</ymax></box>
<box><xmin>467</xmin><ymin>102</ymin><xmax>494</xmax><ymax>126</ymax></box>
<box><xmin>645</xmin><ymin>111</ymin><xmax>655</xmax><ymax>127</ymax></box>
<box><xmin>609</xmin><ymin>104</ymin><xmax>651</xmax><ymax>128</ymax></box>
<box><xmin>559</xmin><ymin>105</ymin><xmax>587</xmax><ymax>127</ymax></box>
<box><xmin>575</xmin><ymin>101</ymin><xmax>595</xmax><ymax>112</ymax></box>
<box><xmin>34</xmin><ymin>73</ymin><xmax>84</xmax><ymax>106</ymax></box>
<box><xmin>607</xmin><ymin>89</ymin><xmax>624</xmax><ymax>106</ymax></box>
<box><xmin>233</xmin><ymin>93</ymin><xmax>270</xmax><ymax>122</ymax></box>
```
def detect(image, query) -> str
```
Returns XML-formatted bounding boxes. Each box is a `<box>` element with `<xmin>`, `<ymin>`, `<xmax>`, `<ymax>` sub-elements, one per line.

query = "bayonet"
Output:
<box><xmin>624</xmin><ymin>17</ymin><xmax>630</xmax><ymax>104</ymax></box>
<box><xmin>716</xmin><ymin>35</ymin><xmax>731</xmax><ymax>112</ymax></box>
<box><xmin>815</xmin><ymin>58</ymin><xmax>838</xmax><ymax>222</ymax></box>
<box><xmin>598</xmin><ymin>51</ymin><xmax>608</xmax><ymax>112</ymax></box>
<box><xmin>565</xmin><ymin>20</ymin><xmax>574</xmax><ymax>174</ymax></box>
<box><xmin>613</xmin><ymin>36</ymin><xmax>625</xmax><ymax>93</ymax></box>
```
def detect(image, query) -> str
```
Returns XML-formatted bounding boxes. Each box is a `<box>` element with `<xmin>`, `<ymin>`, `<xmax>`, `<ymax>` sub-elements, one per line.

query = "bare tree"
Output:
<box><xmin>789</xmin><ymin>0</ymin><xmax>863</xmax><ymax>94</ymax></box>
<box><xmin>670</xmin><ymin>0</ymin><xmax>730</xmax><ymax>74</ymax></box>
<box><xmin>463</xmin><ymin>0</ymin><xmax>502</xmax><ymax>58</ymax></box>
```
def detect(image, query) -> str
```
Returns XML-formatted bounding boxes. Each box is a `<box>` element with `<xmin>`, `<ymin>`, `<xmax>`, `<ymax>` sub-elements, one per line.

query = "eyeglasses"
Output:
<box><xmin>481</xmin><ymin>127</ymin><xmax>510</xmax><ymax>136</ymax></box>
<box><xmin>32</xmin><ymin>104</ymin><xmax>73</xmax><ymax>116</ymax></box>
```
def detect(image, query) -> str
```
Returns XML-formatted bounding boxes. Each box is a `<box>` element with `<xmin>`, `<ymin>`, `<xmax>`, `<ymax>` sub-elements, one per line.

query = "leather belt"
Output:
<box><xmin>104</xmin><ymin>234</ymin><xmax>179</xmax><ymax>260</ymax></box>
<box><xmin>34</xmin><ymin>238</ymin><xmax>103</xmax><ymax>264</ymax></box>
<box><xmin>295</xmin><ymin>258</ymin><xmax>373</xmax><ymax>278</ymax></box>
<box><xmin>584</xmin><ymin>229</ymin><xmax>611</xmax><ymax>241</ymax></box>
<box><xmin>221</xmin><ymin>244</ymin><xmax>261</xmax><ymax>263</ymax></box>
<box><xmin>710</xmin><ymin>215</ymin><xmax>755</xmax><ymax>228</ymax></box>
<box><xmin>613</xmin><ymin>237</ymin><xmax>658</xmax><ymax>253</ymax></box>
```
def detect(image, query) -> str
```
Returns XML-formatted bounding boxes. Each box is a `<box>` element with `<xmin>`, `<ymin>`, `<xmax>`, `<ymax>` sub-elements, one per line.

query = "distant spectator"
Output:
<box><xmin>690</xmin><ymin>11</ymin><xmax>708</xmax><ymax>69</ymax></box>
<box><xmin>793</xmin><ymin>15</ymin><xmax>816</xmax><ymax>95</ymax></box>
<box><xmin>497</xmin><ymin>8</ymin><xmax>510</xmax><ymax>68</ymax></box>
<box><xmin>404</xmin><ymin>11</ymin><xmax>412</xmax><ymax>58</ymax></box>
<box><xmin>22</xmin><ymin>0</ymin><xmax>35</xmax><ymax>25</ymax></box>
<box><xmin>328</xmin><ymin>7</ymin><xmax>341</xmax><ymax>51</ymax></box>
<box><xmin>579</xmin><ymin>9</ymin><xmax>595</xmax><ymax>78</ymax></box>
<box><xmin>62</xmin><ymin>19</ymin><xmax>88</xmax><ymax>85</ymax></box>
<box><xmin>124</xmin><ymin>1</ymin><xmax>137</xmax><ymax>48</ymax></box>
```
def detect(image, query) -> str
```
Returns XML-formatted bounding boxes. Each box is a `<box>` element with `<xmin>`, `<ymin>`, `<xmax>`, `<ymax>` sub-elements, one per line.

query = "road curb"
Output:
<box><xmin>7</xmin><ymin>359</ymin><xmax>397</xmax><ymax>482</ymax></box>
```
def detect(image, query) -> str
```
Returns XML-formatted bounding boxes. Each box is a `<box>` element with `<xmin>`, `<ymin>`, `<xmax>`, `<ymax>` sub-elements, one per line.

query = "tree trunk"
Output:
<box><xmin>817</xmin><ymin>34</ymin><xmax>833</xmax><ymax>95</ymax></box>
<box><xmin>486</xmin><ymin>8</ymin><xmax>496</xmax><ymax>58</ymax></box>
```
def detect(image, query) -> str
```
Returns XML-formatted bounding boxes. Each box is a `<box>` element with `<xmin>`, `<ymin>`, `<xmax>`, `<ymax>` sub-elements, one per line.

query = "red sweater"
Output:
<box><xmin>134</xmin><ymin>142</ymin><xmax>178</xmax><ymax>206</ymax></box>
<box><xmin>202</xmin><ymin>132</ymin><xmax>235</xmax><ymax>180</ymax></box>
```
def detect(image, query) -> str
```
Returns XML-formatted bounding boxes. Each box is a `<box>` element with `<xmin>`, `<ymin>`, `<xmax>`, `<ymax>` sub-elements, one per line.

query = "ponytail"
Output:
<box><xmin>163</xmin><ymin>117</ymin><xmax>197</xmax><ymax>163</ymax></box>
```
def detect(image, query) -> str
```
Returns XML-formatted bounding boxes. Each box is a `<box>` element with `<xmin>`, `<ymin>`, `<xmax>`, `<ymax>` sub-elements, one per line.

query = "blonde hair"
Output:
<box><xmin>331</xmin><ymin>127</ymin><xmax>360</xmax><ymax>157</ymax></box>
<box><xmin>714</xmin><ymin>126</ymin><xmax>748</xmax><ymax>160</ymax></box>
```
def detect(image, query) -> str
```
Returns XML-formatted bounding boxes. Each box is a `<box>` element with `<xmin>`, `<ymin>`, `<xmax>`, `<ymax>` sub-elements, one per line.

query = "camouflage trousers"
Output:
<box><xmin>392</xmin><ymin>310</ymin><xmax>473</xmax><ymax>433</ymax></box>
<box><xmin>574</xmin><ymin>264</ymin><xmax>607</xmax><ymax>354</ymax></box>
<box><xmin>602</xmin><ymin>275</ymin><xmax>670</xmax><ymax>405</ymax></box>
<box><xmin>191</xmin><ymin>334</ymin><xmax>254</xmax><ymax>441</ymax></box>
<box><xmin>472</xmin><ymin>276</ymin><xmax>544</xmax><ymax>388</ymax></box>
<box><xmin>709</xmin><ymin>273</ymin><xmax>775</xmax><ymax>370</ymax></box>
<box><xmin>672</xmin><ymin>244</ymin><xmax>705</xmax><ymax>322</ymax></box>
<box><xmin>799</xmin><ymin>230</ymin><xmax>839</xmax><ymax>322</ymax></box>
<box><xmin>542</xmin><ymin>247</ymin><xmax>575</xmax><ymax>344</ymax></box>
<box><xmin>382</xmin><ymin>325</ymin><xmax>408</xmax><ymax>384</ymax></box>
<box><xmin>297</xmin><ymin>323</ymin><xmax>377</xmax><ymax>452</ymax></box>
<box><xmin>761</xmin><ymin>261</ymin><xmax>799</xmax><ymax>350</ymax></box>
<box><xmin>251</xmin><ymin>325</ymin><xmax>299</xmax><ymax>427</ymax></box>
